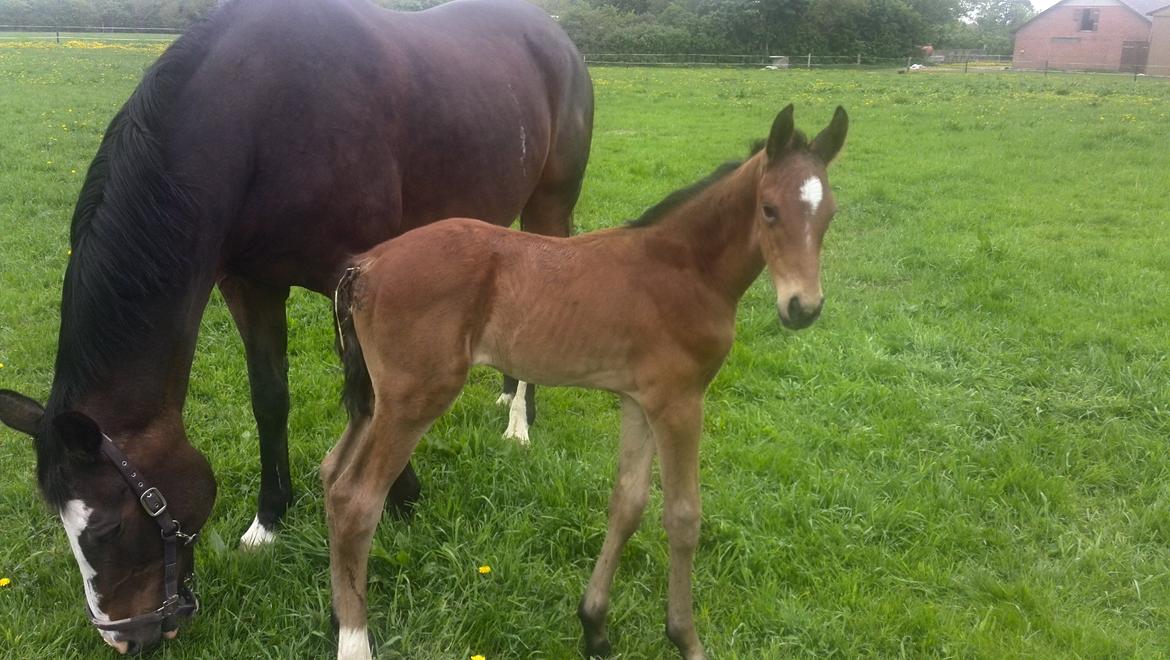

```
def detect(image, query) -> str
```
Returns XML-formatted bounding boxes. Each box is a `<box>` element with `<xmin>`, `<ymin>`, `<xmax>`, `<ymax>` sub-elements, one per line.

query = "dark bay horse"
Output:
<box><xmin>0</xmin><ymin>0</ymin><xmax>591</xmax><ymax>653</ymax></box>
<box><xmin>328</xmin><ymin>105</ymin><xmax>847</xmax><ymax>659</ymax></box>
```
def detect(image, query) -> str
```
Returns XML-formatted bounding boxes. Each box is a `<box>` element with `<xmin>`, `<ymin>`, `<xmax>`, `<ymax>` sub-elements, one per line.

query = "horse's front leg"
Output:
<box><xmin>647</xmin><ymin>396</ymin><xmax>707</xmax><ymax>660</ymax></box>
<box><xmin>220</xmin><ymin>276</ymin><xmax>293</xmax><ymax>548</ymax></box>
<box><xmin>325</xmin><ymin>410</ymin><xmax>428</xmax><ymax>660</ymax></box>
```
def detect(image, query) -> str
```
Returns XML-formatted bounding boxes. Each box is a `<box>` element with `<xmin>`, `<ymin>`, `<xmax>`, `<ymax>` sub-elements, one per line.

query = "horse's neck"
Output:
<box><xmin>47</xmin><ymin>273</ymin><xmax>216</xmax><ymax>435</ymax></box>
<box><xmin>647</xmin><ymin>163</ymin><xmax>764</xmax><ymax>302</ymax></box>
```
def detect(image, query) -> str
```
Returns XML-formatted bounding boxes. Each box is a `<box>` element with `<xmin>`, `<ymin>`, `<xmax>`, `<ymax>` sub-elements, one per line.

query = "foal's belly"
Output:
<box><xmin>471</xmin><ymin>335</ymin><xmax>636</xmax><ymax>393</ymax></box>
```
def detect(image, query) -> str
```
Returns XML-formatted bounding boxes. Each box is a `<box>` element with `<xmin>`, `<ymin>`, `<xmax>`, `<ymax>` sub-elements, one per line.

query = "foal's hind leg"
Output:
<box><xmin>579</xmin><ymin>395</ymin><xmax>655</xmax><ymax>657</ymax></box>
<box><xmin>326</xmin><ymin>367</ymin><xmax>466</xmax><ymax>660</ymax></box>
<box><xmin>220</xmin><ymin>276</ymin><xmax>293</xmax><ymax>548</ymax></box>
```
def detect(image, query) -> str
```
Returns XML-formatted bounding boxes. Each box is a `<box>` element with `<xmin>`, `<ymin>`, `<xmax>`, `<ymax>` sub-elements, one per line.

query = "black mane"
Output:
<box><xmin>626</xmin><ymin>134</ymin><xmax>804</xmax><ymax>229</ymax></box>
<box><xmin>37</xmin><ymin>13</ymin><xmax>227</xmax><ymax>508</ymax></box>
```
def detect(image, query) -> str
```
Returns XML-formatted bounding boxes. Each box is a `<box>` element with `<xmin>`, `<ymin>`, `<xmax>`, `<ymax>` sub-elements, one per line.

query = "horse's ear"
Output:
<box><xmin>52</xmin><ymin>411</ymin><xmax>103</xmax><ymax>460</ymax></box>
<box><xmin>810</xmin><ymin>106</ymin><xmax>848</xmax><ymax>165</ymax></box>
<box><xmin>0</xmin><ymin>389</ymin><xmax>44</xmax><ymax>436</ymax></box>
<box><xmin>766</xmin><ymin>104</ymin><xmax>796</xmax><ymax>161</ymax></box>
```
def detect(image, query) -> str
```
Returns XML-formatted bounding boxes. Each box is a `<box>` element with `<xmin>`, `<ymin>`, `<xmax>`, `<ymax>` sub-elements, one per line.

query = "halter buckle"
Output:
<box><xmin>139</xmin><ymin>487</ymin><xmax>168</xmax><ymax>517</ymax></box>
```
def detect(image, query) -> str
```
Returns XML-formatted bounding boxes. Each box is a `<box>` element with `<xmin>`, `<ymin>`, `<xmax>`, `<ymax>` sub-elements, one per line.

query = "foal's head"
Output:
<box><xmin>755</xmin><ymin>105</ymin><xmax>848</xmax><ymax>330</ymax></box>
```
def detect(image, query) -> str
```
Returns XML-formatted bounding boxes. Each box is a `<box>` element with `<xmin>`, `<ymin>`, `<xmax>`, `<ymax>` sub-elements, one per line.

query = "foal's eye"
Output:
<box><xmin>762</xmin><ymin>204</ymin><xmax>779</xmax><ymax>224</ymax></box>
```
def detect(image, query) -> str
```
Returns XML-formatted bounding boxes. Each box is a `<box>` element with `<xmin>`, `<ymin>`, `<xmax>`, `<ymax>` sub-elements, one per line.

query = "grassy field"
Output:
<box><xmin>2</xmin><ymin>39</ymin><xmax>1170</xmax><ymax>659</ymax></box>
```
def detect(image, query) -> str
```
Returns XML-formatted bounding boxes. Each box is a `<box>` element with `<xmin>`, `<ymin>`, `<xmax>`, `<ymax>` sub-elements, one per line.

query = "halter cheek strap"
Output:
<box><xmin>85</xmin><ymin>434</ymin><xmax>199</xmax><ymax>633</ymax></box>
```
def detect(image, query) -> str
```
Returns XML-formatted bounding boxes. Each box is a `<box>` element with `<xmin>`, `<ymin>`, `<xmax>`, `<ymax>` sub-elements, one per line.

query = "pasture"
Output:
<box><xmin>1</xmin><ymin>40</ymin><xmax>1169</xmax><ymax>658</ymax></box>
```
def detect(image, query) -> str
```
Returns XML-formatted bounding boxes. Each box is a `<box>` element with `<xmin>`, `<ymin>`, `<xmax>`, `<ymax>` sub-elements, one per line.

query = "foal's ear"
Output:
<box><xmin>0</xmin><ymin>389</ymin><xmax>45</xmax><ymax>436</ymax></box>
<box><xmin>765</xmin><ymin>104</ymin><xmax>796</xmax><ymax>161</ymax></box>
<box><xmin>810</xmin><ymin>106</ymin><xmax>848</xmax><ymax>165</ymax></box>
<box><xmin>52</xmin><ymin>411</ymin><xmax>103</xmax><ymax>460</ymax></box>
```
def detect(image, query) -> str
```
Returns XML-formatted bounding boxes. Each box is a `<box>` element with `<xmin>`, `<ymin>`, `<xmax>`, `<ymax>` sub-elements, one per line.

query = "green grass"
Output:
<box><xmin>2</xmin><ymin>42</ymin><xmax>1170</xmax><ymax>659</ymax></box>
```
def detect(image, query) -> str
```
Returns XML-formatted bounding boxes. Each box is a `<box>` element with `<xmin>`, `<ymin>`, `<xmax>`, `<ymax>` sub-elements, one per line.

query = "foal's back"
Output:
<box><xmin>353</xmin><ymin>219</ymin><xmax>729</xmax><ymax>393</ymax></box>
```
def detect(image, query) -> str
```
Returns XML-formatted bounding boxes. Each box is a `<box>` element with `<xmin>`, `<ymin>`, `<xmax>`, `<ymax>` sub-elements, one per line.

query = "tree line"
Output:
<box><xmin>0</xmin><ymin>0</ymin><xmax>1034</xmax><ymax>56</ymax></box>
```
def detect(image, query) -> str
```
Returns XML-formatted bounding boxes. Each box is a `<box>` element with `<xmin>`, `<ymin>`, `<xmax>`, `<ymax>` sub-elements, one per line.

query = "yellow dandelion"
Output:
<box><xmin>0</xmin><ymin>577</ymin><xmax>10</xmax><ymax>587</ymax></box>
<box><xmin>471</xmin><ymin>655</ymin><xmax>485</xmax><ymax>660</ymax></box>
<box><xmin>477</xmin><ymin>565</ymin><xmax>491</xmax><ymax>575</ymax></box>
<box><xmin>67</xmin><ymin>248</ymin><xmax>72</xmax><ymax>256</ymax></box>
<box><xmin>0</xmin><ymin>363</ymin><xmax>5</xmax><ymax>369</ymax></box>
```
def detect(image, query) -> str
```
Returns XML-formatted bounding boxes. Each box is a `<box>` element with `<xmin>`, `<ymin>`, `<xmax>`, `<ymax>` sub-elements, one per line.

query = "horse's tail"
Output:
<box><xmin>334</xmin><ymin>265</ymin><xmax>373</xmax><ymax>421</ymax></box>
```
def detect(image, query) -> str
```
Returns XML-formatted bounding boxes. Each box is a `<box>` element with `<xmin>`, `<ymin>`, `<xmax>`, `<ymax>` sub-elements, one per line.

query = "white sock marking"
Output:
<box><xmin>240</xmin><ymin>515</ymin><xmax>277</xmax><ymax>548</ymax></box>
<box><xmin>61</xmin><ymin>500</ymin><xmax>121</xmax><ymax>649</ymax></box>
<box><xmin>799</xmin><ymin>176</ymin><xmax>823</xmax><ymax>213</ymax></box>
<box><xmin>503</xmin><ymin>381</ymin><xmax>530</xmax><ymax>445</ymax></box>
<box><xmin>337</xmin><ymin>626</ymin><xmax>372</xmax><ymax>660</ymax></box>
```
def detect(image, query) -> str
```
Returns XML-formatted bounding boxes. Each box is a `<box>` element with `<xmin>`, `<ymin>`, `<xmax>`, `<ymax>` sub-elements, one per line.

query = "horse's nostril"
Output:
<box><xmin>124</xmin><ymin>640</ymin><xmax>140</xmax><ymax>656</ymax></box>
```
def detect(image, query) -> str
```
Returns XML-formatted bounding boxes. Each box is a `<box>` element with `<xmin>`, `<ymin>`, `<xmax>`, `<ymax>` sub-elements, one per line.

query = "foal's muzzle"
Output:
<box><xmin>778</xmin><ymin>295</ymin><xmax>823</xmax><ymax>330</ymax></box>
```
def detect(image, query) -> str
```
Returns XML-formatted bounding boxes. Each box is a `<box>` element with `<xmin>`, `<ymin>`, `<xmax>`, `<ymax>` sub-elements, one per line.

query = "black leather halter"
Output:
<box><xmin>86</xmin><ymin>434</ymin><xmax>200</xmax><ymax>633</ymax></box>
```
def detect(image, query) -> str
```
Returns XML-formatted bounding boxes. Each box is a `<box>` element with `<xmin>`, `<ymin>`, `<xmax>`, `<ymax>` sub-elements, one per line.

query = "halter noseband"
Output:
<box><xmin>86</xmin><ymin>434</ymin><xmax>200</xmax><ymax>633</ymax></box>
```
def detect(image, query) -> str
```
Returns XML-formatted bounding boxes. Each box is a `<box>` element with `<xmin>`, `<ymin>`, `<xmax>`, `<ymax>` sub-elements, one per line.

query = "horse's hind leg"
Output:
<box><xmin>498</xmin><ymin>160</ymin><xmax>588</xmax><ymax>442</ymax></box>
<box><xmin>579</xmin><ymin>395</ymin><xmax>655</xmax><ymax>657</ymax></box>
<box><xmin>220</xmin><ymin>276</ymin><xmax>293</xmax><ymax>548</ymax></box>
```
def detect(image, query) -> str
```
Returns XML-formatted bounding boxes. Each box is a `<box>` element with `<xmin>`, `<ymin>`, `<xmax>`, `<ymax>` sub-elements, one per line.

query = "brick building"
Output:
<box><xmin>1148</xmin><ymin>5</ymin><xmax>1170</xmax><ymax>75</ymax></box>
<box><xmin>1012</xmin><ymin>0</ymin><xmax>1165</xmax><ymax>72</ymax></box>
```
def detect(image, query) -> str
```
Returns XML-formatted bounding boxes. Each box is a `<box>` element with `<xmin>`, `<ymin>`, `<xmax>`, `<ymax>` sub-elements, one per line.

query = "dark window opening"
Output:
<box><xmin>1079</xmin><ymin>8</ymin><xmax>1099</xmax><ymax>31</ymax></box>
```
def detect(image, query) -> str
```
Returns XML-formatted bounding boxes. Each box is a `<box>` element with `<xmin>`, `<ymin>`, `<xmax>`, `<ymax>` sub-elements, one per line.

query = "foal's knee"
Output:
<box><xmin>663</xmin><ymin>503</ymin><xmax>700</xmax><ymax>549</ymax></box>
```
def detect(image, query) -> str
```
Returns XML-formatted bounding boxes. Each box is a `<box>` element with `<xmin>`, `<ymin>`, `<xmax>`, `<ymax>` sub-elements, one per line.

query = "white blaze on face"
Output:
<box><xmin>799</xmin><ymin>176</ymin><xmax>823</xmax><ymax>215</ymax></box>
<box><xmin>61</xmin><ymin>499</ymin><xmax>123</xmax><ymax>649</ymax></box>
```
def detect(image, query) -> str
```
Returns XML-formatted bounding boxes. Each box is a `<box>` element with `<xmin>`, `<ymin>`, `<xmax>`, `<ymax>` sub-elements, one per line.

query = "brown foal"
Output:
<box><xmin>323</xmin><ymin>104</ymin><xmax>848</xmax><ymax>660</ymax></box>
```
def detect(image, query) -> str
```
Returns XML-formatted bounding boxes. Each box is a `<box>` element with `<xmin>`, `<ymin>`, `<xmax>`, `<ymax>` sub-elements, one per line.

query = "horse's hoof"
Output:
<box><xmin>239</xmin><ymin>516</ymin><xmax>277</xmax><ymax>548</ymax></box>
<box><xmin>584</xmin><ymin>638</ymin><xmax>612</xmax><ymax>658</ymax></box>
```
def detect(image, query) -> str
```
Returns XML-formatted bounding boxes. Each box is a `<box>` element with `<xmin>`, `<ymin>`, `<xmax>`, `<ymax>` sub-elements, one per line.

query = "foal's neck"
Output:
<box><xmin>640</xmin><ymin>156</ymin><xmax>764</xmax><ymax>303</ymax></box>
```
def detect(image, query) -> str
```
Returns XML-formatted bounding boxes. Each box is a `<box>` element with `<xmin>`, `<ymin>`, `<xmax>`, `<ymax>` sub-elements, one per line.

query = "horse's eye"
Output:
<box><xmin>762</xmin><ymin>204</ymin><xmax>779</xmax><ymax>224</ymax></box>
<box><xmin>93</xmin><ymin>521</ymin><xmax>123</xmax><ymax>543</ymax></box>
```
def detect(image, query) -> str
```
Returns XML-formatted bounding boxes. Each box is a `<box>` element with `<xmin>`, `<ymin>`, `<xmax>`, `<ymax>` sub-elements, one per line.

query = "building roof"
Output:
<box><xmin>1018</xmin><ymin>0</ymin><xmax>1162</xmax><ymax>30</ymax></box>
<box><xmin>1150</xmin><ymin>3</ymin><xmax>1170</xmax><ymax>14</ymax></box>
<box><xmin>1124</xmin><ymin>0</ymin><xmax>1169</xmax><ymax>16</ymax></box>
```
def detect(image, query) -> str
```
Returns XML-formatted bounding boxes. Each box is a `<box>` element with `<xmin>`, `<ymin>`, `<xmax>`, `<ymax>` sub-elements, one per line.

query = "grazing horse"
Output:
<box><xmin>327</xmin><ymin>105</ymin><xmax>848</xmax><ymax>660</ymax></box>
<box><xmin>0</xmin><ymin>0</ymin><xmax>591</xmax><ymax>653</ymax></box>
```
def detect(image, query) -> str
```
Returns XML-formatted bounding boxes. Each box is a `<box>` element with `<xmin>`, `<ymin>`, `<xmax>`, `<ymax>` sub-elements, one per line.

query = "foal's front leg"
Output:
<box><xmin>579</xmin><ymin>395</ymin><xmax>655</xmax><ymax>656</ymax></box>
<box><xmin>648</xmin><ymin>397</ymin><xmax>707</xmax><ymax>660</ymax></box>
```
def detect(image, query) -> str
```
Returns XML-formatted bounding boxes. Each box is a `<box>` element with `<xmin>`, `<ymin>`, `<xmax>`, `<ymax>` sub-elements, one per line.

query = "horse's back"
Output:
<box><xmin>168</xmin><ymin>0</ymin><xmax>591</xmax><ymax>292</ymax></box>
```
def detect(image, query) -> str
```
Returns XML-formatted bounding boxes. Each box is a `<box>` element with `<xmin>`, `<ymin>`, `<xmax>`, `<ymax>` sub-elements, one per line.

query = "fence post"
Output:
<box><xmin>857</xmin><ymin>53</ymin><xmax>861</xmax><ymax>66</ymax></box>
<box><xmin>56</xmin><ymin>30</ymin><xmax>60</xmax><ymax>44</ymax></box>
<box><xmin>906</xmin><ymin>56</ymin><xmax>911</xmax><ymax>69</ymax></box>
<box><xmin>807</xmin><ymin>53</ymin><xmax>811</xmax><ymax>69</ymax></box>
<box><xmin>1043</xmin><ymin>60</ymin><xmax>1048</xmax><ymax>77</ymax></box>
<box><xmin>964</xmin><ymin>60</ymin><xmax>969</xmax><ymax>74</ymax></box>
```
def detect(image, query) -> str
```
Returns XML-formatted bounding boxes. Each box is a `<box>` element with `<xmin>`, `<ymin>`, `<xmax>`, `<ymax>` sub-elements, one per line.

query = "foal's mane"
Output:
<box><xmin>37</xmin><ymin>9</ymin><xmax>232</xmax><ymax>508</ymax></box>
<box><xmin>627</xmin><ymin>132</ymin><xmax>807</xmax><ymax>229</ymax></box>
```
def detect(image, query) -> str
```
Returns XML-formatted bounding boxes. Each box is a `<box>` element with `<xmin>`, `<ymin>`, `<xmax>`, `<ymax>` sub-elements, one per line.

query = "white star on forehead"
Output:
<box><xmin>799</xmin><ymin>176</ymin><xmax>823</xmax><ymax>213</ymax></box>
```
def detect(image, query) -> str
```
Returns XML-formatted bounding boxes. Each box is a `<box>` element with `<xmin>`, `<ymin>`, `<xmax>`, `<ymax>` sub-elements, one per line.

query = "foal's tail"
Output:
<box><xmin>334</xmin><ymin>265</ymin><xmax>373</xmax><ymax>421</ymax></box>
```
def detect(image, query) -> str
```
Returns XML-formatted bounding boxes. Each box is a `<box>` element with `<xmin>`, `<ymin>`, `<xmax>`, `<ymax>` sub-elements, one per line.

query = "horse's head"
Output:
<box><xmin>0</xmin><ymin>389</ymin><xmax>216</xmax><ymax>655</ymax></box>
<box><xmin>755</xmin><ymin>104</ymin><xmax>848</xmax><ymax>330</ymax></box>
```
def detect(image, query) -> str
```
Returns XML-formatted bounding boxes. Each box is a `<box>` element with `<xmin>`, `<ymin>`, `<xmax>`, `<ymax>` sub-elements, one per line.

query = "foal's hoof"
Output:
<box><xmin>239</xmin><ymin>516</ymin><xmax>277</xmax><ymax>549</ymax></box>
